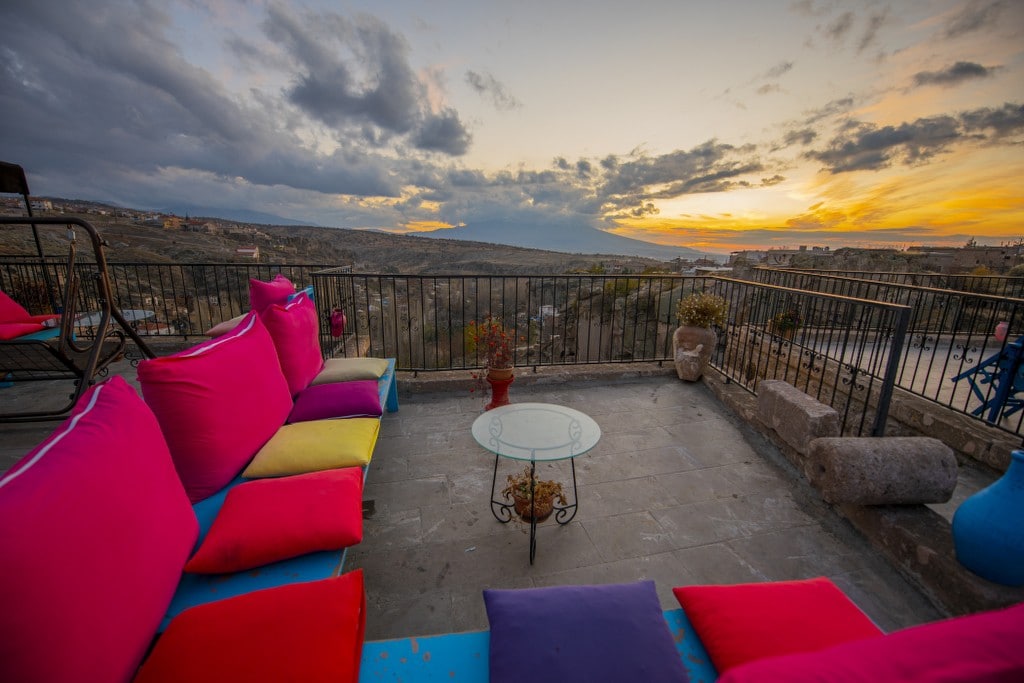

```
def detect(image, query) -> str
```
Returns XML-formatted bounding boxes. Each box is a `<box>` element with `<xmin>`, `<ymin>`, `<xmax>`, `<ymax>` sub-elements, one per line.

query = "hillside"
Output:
<box><xmin>0</xmin><ymin>210</ymin><xmax>674</xmax><ymax>275</ymax></box>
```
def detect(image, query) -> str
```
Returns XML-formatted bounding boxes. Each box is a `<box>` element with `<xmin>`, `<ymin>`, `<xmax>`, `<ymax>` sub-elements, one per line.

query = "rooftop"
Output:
<box><xmin>0</xmin><ymin>361</ymin><xmax>948</xmax><ymax>640</ymax></box>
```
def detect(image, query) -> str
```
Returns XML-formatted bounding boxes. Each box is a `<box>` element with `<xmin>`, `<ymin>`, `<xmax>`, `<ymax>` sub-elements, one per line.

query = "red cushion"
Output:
<box><xmin>132</xmin><ymin>570</ymin><xmax>366</xmax><ymax>683</ymax></box>
<box><xmin>289</xmin><ymin>380</ymin><xmax>383</xmax><ymax>422</ymax></box>
<box><xmin>0</xmin><ymin>321</ymin><xmax>45</xmax><ymax>339</ymax></box>
<box><xmin>261</xmin><ymin>291</ymin><xmax>324</xmax><ymax>396</ymax></box>
<box><xmin>672</xmin><ymin>578</ymin><xmax>883</xmax><ymax>673</ymax></box>
<box><xmin>0</xmin><ymin>288</ymin><xmax>31</xmax><ymax>322</ymax></box>
<box><xmin>0</xmin><ymin>377</ymin><xmax>198</xmax><ymax>683</ymax></box>
<box><xmin>249</xmin><ymin>274</ymin><xmax>295</xmax><ymax>313</ymax></box>
<box><xmin>137</xmin><ymin>312</ymin><xmax>293</xmax><ymax>502</ymax></box>
<box><xmin>184</xmin><ymin>467</ymin><xmax>364</xmax><ymax>574</ymax></box>
<box><xmin>718</xmin><ymin>602</ymin><xmax>1024</xmax><ymax>683</ymax></box>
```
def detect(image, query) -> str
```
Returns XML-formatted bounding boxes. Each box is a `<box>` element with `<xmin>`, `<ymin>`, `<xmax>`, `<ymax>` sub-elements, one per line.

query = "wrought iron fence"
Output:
<box><xmin>0</xmin><ymin>246</ymin><xmax>915</xmax><ymax>436</ymax></box>
<box><xmin>750</xmin><ymin>268</ymin><xmax>1024</xmax><ymax>436</ymax></box>
<box><xmin>757</xmin><ymin>267</ymin><xmax>1024</xmax><ymax>298</ymax></box>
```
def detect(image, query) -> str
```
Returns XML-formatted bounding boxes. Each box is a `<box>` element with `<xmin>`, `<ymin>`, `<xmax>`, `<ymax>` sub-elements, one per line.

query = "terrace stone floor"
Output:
<box><xmin>1</xmin><ymin>361</ymin><xmax>945</xmax><ymax>642</ymax></box>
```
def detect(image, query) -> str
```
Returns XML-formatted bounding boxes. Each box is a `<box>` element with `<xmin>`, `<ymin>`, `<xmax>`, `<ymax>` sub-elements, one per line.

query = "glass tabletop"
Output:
<box><xmin>471</xmin><ymin>402</ymin><xmax>601</xmax><ymax>461</ymax></box>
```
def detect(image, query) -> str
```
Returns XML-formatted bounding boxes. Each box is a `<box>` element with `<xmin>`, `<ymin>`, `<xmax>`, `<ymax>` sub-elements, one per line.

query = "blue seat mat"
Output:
<box><xmin>161</xmin><ymin>359</ymin><xmax>397</xmax><ymax>630</ymax></box>
<box><xmin>358</xmin><ymin>608</ymin><xmax>718</xmax><ymax>682</ymax></box>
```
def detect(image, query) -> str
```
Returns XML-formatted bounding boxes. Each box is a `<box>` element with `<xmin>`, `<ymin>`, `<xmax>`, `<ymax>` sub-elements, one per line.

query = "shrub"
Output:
<box><xmin>676</xmin><ymin>292</ymin><xmax>728</xmax><ymax>328</ymax></box>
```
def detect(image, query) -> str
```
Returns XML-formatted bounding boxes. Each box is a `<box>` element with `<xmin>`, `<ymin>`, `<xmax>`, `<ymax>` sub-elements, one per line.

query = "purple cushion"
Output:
<box><xmin>288</xmin><ymin>380</ymin><xmax>383</xmax><ymax>423</ymax></box>
<box><xmin>718</xmin><ymin>602</ymin><xmax>1024</xmax><ymax>683</ymax></box>
<box><xmin>0</xmin><ymin>377</ymin><xmax>198</xmax><ymax>683</ymax></box>
<box><xmin>483</xmin><ymin>581</ymin><xmax>689</xmax><ymax>683</ymax></box>
<box><xmin>137</xmin><ymin>312</ymin><xmax>293</xmax><ymax>502</ymax></box>
<box><xmin>249</xmin><ymin>274</ymin><xmax>295</xmax><ymax>313</ymax></box>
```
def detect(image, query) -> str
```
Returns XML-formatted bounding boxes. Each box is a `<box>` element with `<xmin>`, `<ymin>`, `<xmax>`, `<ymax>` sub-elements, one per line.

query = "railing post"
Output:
<box><xmin>872</xmin><ymin>305</ymin><xmax>911</xmax><ymax>437</ymax></box>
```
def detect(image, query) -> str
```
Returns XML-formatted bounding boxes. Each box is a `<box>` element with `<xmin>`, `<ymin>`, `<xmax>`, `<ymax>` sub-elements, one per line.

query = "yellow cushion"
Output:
<box><xmin>242</xmin><ymin>418</ymin><xmax>380</xmax><ymax>478</ymax></box>
<box><xmin>311</xmin><ymin>357</ymin><xmax>389</xmax><ymax>384</ymax></box>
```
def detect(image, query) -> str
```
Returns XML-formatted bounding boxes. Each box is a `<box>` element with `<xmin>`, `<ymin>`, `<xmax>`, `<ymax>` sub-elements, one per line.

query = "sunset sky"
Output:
<box><xmin>2</xmin><ymin>0</ymin><xmax>1022</xmax><ymax>254</ymax></box>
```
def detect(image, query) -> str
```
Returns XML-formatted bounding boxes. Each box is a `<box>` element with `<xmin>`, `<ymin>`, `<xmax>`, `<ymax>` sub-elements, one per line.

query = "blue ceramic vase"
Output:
<box><xmin>951</xmin><ymin>449</ymin><xmax>1024</xmax><ymax>586</ymax></box>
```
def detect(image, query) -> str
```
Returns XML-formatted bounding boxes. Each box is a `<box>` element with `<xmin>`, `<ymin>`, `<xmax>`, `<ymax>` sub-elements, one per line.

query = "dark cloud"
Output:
<box><xmin>783</xmin><ymin>128</ymin><xmax>818</xmax><ymax>146</ymax></box>
<box><xmin>803</xmin><ymin>97</ymin><xmax>855</xmax><ymax>124</ymax></box>
<box><xmin>825</xmin><ymin>12</ymin><xmax>854</xmax><ymax>41</ymax></box>
<box><xmin>912</xmin><ymin>61</ymin><xmax>996</xmax><ymax>88</ymax></box>
<box><xmin>858</xmin><ymin>9</ymin><xmax>888</xmax><ymax>53</ymax></box>
<box><xmin>599</xmin><ymin>141</ymin><xmax>763</xmax><ymax>206</ymax></box>
<box><xmin>266</xmin><ymin>6</ymin><xmax>471</xmax><ymax>155</ymax></box>
<box><xmin>763</xmin><ymin>61</ymin><xmax>794</xmax><ymax>79</ymax></box>
<box><xmin>805</xmin><ymin>104</ymin><xmax>1023</xmax><ymax>173</ymax></box>
<box><xmin>757</xmin><ymin>84</ymin><xmax>782</xmax><ymax>95</ymax></box>
<box><xmin>465</xmin><ymin>70</ymin><xmax>522</xmax><ymax>111</ymax></box>
<box><xmin>761</xmin><ymin>174</ymin><xmax>786</xmax><ymax>186</ymax></box>
<box><xmin>944</xmin><ymin>0</ymin><xmax>1008</xmax><ymax>38</ymax></box>
<box><xmin>414</xmin><ymin>109</ymin><xmax>472</xmax><ymax>155</ymax></box>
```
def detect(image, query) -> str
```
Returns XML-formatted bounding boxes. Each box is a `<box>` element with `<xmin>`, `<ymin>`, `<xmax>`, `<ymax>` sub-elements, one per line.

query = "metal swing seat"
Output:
<box><xmin>950</xmin><ymin>335</ymin><xmax>1024</xmax><ymax>424</ymax></box>
<box><xmin>0</xmin><ymin>162</ymin><xmax>156</xmax><ymax>422</ymax></box>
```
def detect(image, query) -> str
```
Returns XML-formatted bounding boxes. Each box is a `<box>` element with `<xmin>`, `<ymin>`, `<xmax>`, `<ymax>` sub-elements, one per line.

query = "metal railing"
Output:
<box><xmin>0</xmin><ymin>252</ymin><xmax>913</xmax><ymax>437</ymax></box>
<box><xmin>314</xmin><ymin>272</ymin><xmax>910</xmax><ymax>436</ymax></box>
<box><xmin>757</xmin><ymin>267</ymin><xmax>1024</xmax><ymax>298</ymax></box>
<box><xmin>750</xmin><ymin>268</ymin><xmax>1024</xmax><ymax>436</ymax></box>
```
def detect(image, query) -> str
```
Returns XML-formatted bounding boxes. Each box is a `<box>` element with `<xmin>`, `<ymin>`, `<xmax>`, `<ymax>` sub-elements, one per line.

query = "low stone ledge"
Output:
<box><xmin>756</xmin><ymin>380</ymin><xmax>840</xmax><ymax>462</ymax></box>
<box><xmin>809</xmin><ymin>437</ymin><xmax>957</xmax><ymax>505</ymax></box>
<box><xmin>837</xmin><ymin>503</ymin><xmax>1024</xmax><ymax>615</ymax></box>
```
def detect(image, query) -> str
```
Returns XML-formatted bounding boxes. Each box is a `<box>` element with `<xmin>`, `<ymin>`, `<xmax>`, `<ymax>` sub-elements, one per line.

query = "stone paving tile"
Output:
<box><xmin>576</xmin><ymin>475</ymin><xmax>682</xmax><ymax>517</ymax></box>
<box><xmin>576</xmin><ymin>445</ymin><xmax>702</xmax><ymax>483</ymax></box>
<box><xmin>362</xmin><ymin>475</ymin><xmax>451</xmax><ymax>513</ymax></box>
<box><xmin>360</xmin><ymin>506</ymin><xmax>423</xmax><ymax>552</ymax></box>
<box><xmin>656</xmin><ymin>461</ymin><xmax>791</xmax><ymax>506</ymax></box>
<box><xmin>418</xmin><ymin>501</ymin><xmax>508</xmax><ymax>545</ymax></box>
<box><xmin>830</xmin><ymin>568</ymin><xmax>944</xmax><ymax>632</ymax></box>
<box><xmin>653</xmin><ymin>492</ymin><xmax>816</xmax><ymax>549</ymax></box>
<box><xmin>725</xmin><ymin>525</ymin><xmax>874</xmax><ymax>580</ymax></box>
<box><xmin>581</xmin><ymin>511</ymin><xmax>676</xmax><ymax>563</ymax></box>
<box><xmin>670</xmin><ymin>543</ymin><xmax>768</xmax><ymax>585</ymax></box>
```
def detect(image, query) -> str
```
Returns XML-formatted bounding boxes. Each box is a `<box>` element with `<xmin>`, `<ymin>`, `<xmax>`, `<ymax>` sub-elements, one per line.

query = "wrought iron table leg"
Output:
<box><xmin>489</xmin><ymin>453</ymin><xmax>513</xmax><ymax>522</ymax></box>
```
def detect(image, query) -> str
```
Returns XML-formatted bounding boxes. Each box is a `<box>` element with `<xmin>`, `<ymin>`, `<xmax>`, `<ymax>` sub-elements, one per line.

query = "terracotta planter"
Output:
<box><xmin>485</xmin><ymin>366</ymin><xmax>514</xmax><ymax>410</ymax></box>
<box><xmin>672</xmin><ymin>325</ymin><xmax>716</xmax><ymax>381</ymax></box>
<box><xmin>512</xmin><ymin>492</ymin><xmax>555</xmax><ymax>521</ymax></box>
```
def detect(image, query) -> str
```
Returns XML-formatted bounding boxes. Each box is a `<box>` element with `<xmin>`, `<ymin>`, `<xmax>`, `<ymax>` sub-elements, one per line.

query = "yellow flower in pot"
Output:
<box><xmin>673</xmin><ymin>292</ymin><xmax>728</xmax><ymax>381</ymax></box>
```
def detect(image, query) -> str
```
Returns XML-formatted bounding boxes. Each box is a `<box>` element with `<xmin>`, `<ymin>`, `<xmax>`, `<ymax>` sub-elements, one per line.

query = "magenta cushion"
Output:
<box><xmin>0</xmin><ymin>377</ymin><xmax>198</xmax><ymax>683</ymax></box>
<box><xmin>137</xmin><ymin>311</ymin><xmax>293</xmax><ymax>502</ymax></box>
<box><xmin>261</xmin><ymin>291</ymin><xmax>324</xmax><ymax>396</ymax></box>
<box><xmin>0</xmin><ymin>289</ymin><xmax>31</xmax><ymax>322</ymax></box>
<box><xmin>249</xmin><ymin>274</ymin><xmax>295</xmax><ymax>313</ymax></box>
<box><xmin>718</xmin><ymin>602</ymin><xmax>1024</xmax><ymax>683</ymax></box>
<box><xmin>0</xmin><ymin>321</ymin><xmax>45</xmax><ymax>339</ymax></box>
<box><xmin>673</xmin><ymin>578</ymin><xmax>883</xmax><ymax>673</ymax></box>
<box><xmin>289</xmin><ymin>380</ymin><xmax>383</xmax><ymax>423</ymax></box>
<box><xmin>184</xmin><ymin>468</ymin><xmax>364</xmax><ymax>574</ymax></box>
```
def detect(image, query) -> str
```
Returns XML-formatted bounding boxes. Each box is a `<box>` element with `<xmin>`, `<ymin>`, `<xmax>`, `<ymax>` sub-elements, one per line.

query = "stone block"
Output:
<box><xmin>756</xmin><ymin>380</ymin><xmax>839</xmax><ymax>455</ymax></box>
<box><xmin>809</xmin><ymin>437</ymin><xmax>957</xmax><ymax>505</ymax></box>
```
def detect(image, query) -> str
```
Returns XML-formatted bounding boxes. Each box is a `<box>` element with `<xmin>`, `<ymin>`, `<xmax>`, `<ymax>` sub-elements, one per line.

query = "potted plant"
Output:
<box><xmin>467</xmin><ymin>317</ymin><xmax>516</xmax><ymax>409</ymax></box>
<box><xmin>502</xmin><ymin>466</ymin><xmax>567</xmax><ymax>522</ymax></box>
<box><xmin>673</xmin><ymin>292</ymin><xmax>728</xmax><ymax>381</ymax></box>
<box><xmin>770</xmin><ymin>308</ymin><xmax>802</xmax><ymax>339</ymax></box>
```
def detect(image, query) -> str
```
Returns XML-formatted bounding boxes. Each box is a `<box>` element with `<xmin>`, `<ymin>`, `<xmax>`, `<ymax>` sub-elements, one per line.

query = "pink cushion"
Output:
<box><xmin>289</xmin><ymin>380</ymin><xmax>382</xmax><ymax>423</ymax></box>
<box><xmin>184</xmin><ymin>468</ymin><xmax>364</xmax><ymax>574</ymax></box>
<box><xmin>672</xmin><ymin>578</ymin><xmax>883</xmax><ymax>673</ymax></box>
<box><xmin>0</xmin><ymin>289</ymin><xmax>31</xmax><ymax>322</ymax></box>
<box><xmin>0</xmin><ymin>377</ymin><xmax>198</xmax><ymax>683</ymax></box>
<box><xmin>718</xmin><ymin>602</ymin><xmax>1024</xmax><ymax>683</ymax></box>
<box><xmin>133</xmin><ymin>571</ymin><xmax>366</xmax><ymax>683</ymax></box>
<box><xmin>249</xmin><ymin>274</ymin><xmax>295</xmax><ymax>313</ymax></box>
<box><xmin>0</xmin><ymin>321</ymin><xmax>45</xmax><ymax>339</ymax></box>
<box><xmin>261</xmin><ymin>291</ymin><xmax>324</xmax><ymax>396</ymax></box>
<box><xmin>137</xmin><ymin>312</ymin><xmax>293</xmax><ymax>502</ymax></box>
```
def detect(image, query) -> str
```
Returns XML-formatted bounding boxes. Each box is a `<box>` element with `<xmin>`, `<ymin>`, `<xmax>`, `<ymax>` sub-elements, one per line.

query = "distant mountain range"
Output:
<box><xmin>60</xmin><ymin>199</ymin><xmax>719</xmax><ymax>262</ymax></box>
<box><xmin>418</xmin><ymin>219</ymin><xmax>718</xmax><ymax>262</ymax></box>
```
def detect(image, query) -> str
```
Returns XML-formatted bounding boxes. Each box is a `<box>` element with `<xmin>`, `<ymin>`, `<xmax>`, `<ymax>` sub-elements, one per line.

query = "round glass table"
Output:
<box><xmin>471</xmin><ymin>402</ymin><xmax>602</xmax><ymax>563</ymax></box>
